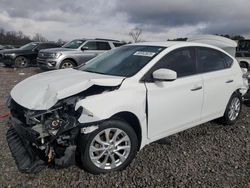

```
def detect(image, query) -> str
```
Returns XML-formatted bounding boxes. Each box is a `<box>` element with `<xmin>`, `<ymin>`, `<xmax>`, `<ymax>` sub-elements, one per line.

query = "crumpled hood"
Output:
<box><xmin>11</xmin><ymin>69</ymin><xmax>125</xmax><ymax>110</ymax></box>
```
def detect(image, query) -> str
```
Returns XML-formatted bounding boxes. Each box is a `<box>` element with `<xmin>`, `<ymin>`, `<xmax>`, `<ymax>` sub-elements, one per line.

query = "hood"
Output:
<box><xmin>40</xmin><ymin>48</ymin><xmax>77</xmax><ymax>53</ymax></box>
<box><xmin>11</xmin><ymin>68</ymin><xmax>125</xmax><ymax>110</ymax></box>
<box><xmin>0</xmin><ymin>48</ymin><xmax>29</xmax><ymax>54</ymax></box>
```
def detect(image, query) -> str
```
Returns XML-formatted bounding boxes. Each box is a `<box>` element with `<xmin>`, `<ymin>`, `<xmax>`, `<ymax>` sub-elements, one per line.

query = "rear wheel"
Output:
<box><xmin>14</xmin><ymin>56</ymin><xmax>29</xmax><ymax>68</ymax></box>
<box><xmin>60</xmin><ymin>59</ymin><xmax>76</xmax><ymax>69</ymax></box>
<box><xmin>220</xmin><ymin>93</ymin><xmax>242</xmax><ymax>125</ymax></box>
<box><xmin>78</xmin><ymin>120</ymin><xmax>138</xmax><ymax>174</ymax></box>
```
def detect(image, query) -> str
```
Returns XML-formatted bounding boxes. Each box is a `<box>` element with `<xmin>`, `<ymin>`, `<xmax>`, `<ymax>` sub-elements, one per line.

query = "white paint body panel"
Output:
<box><xmin>11</xmin><ymin>68</ymin><xmax>124</xmax><ymax>110</ymax></box>
<box><xmin>10</xmin><ymin>42</ymin><xmax>247</xmax><ymax>149</ymax></box>
<box><xmin>146</xmin><ymin>75</ymin><xmax>203</xmax><ymax>139</ymax></box>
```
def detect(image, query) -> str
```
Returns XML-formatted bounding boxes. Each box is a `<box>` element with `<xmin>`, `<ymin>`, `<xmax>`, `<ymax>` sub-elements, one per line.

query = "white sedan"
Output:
<box><xmin>7</xmin><ymin>42</ymin><xmax>248</xmax><ymax>174</ymax></box>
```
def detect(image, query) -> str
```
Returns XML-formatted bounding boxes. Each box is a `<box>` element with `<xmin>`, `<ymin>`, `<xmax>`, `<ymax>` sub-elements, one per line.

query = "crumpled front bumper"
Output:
<box><xmin>6</xmin><ymin>116</ymin><xmax>45</xmax><ymax>173</ymax></box>
<box><xmin>6</xmin><ymin>116</ymin><xmax>78</xmax><ymax>173</ymax></box>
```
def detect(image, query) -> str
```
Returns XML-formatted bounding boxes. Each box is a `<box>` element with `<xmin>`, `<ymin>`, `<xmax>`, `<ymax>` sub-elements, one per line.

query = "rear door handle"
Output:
<box><xmin>191</xmin><ymin>86</ymin><xmax>202</xmax><ymax>91</ymax></box>
<box><xmin>225</xmin><ymin>80</ymin><xmax>234</xmax><ymax>83</ymax></box>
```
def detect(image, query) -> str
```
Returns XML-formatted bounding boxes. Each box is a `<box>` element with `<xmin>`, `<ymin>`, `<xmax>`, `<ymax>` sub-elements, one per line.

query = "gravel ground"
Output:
<box><xmin>0</xmin><ymin>64</ymin><xmax>249</xmax><ymax>187</ymax></box>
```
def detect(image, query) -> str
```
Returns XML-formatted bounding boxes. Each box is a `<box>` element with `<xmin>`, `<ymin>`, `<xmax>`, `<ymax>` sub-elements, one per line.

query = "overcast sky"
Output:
<box><xmin>0</xmin><ymin>0</ymin><xmax>250</xmax><ymax>42</ymax></box>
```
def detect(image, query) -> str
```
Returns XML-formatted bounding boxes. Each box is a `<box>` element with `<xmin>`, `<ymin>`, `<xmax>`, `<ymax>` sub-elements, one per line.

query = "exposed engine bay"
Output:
<box><xmin>6</xmin><ymin>85</ymin><xmax>118</xmax><ymax>173</ymax></box>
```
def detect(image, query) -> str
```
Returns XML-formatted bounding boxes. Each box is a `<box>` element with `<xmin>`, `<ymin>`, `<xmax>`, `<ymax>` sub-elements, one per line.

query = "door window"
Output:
<box><xmin>96</xmin><ymin>42</ymin><xmax>111</xmax><ymax>50</ymax></box>
<box><xmin>84</xmin><ymin>42</ymin><xmax>98</xmax><ymax>50</ymax></box>
<box><xmin>155</xmin><ymin>47</ymin><xmax>197</xmax><ymax>78</ymax></box>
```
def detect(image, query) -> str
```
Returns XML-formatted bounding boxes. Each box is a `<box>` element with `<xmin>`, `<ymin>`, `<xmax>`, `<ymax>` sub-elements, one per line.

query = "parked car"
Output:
<box><xmin>0</xmin><ymin>45</ymin><xmax>5</xmax><ymax>50</ymax></box>
<box><xmin>235</xmin><ymin>39</ymin><xmax>250</xmax><ymax>70</ymax></box>
<box><xmin>236</xmin><ymin>51</ymin><xmax>250</xmax><ymax>70</ymax></box>
<box><xmin>244</xmin><ymin>75</ymin><xmax>250</xmax><ymax>106</ymax></box>
<box><xmin>0</xmin><ymin>44</ymin><xmax>15</xmax><ymax>50</ymax></box>
<box><xmin>0</xmin><ymin>42</ymin><xmax>61</xmax><ymax>68</ymax></box>
<box><xmin>7</xmin><ymin>42</ymin><xmax>248</xmax><ymax>174</ymax></box>
<box><xmin>37</xmin><ymin>38</ymin><xmax>126</xmax><ymax>70</ymax></box>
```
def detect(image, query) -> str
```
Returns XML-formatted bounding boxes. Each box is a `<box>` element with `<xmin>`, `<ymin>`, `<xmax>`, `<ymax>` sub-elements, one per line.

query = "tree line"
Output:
<box><xmin>0</xmin><ymin>28</ymin><xmax>65</xmax><ymax>46</ymax></box>
<box><xmin>0</xmin><ymin>27</ymin><xmax>247</xmax><ymax>46</ymax></box>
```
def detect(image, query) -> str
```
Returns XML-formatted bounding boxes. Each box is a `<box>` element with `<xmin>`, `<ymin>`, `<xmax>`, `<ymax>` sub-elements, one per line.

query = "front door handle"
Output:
<box><xmin>191</xmin><ymin>86</ymin><xmax>202</xmax><ymax>91</ymax></box>
<box><xmin>225</xmin><ymin>80</ymin><xmax>234</xmax><ymax>83</ymax></box>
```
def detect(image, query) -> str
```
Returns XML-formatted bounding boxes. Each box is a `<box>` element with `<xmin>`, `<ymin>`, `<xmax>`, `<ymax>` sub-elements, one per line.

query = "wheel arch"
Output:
<box><xmin>61</xmin><ymin>58</ymin><xmax>77</xmax><ymax>66</ymax></box>
<box><xmin>111</xmin><ymin>111</ymin><xmax>142</xmax><ymax>150</ymax></box>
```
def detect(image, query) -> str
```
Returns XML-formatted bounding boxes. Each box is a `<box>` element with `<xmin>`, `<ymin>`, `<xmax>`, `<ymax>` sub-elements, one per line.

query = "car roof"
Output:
<box><xmin>130</xmin><ymin>41</ymin><xmax>234</xmax><ymax>58</ymax></box>
<box><xmin>131</xmin><ymin>41</ymin><xmax>227</xmax><ymax>50</ymax></box>
<box><xmin>72</xmin><ymin>39</ymin><xmax>122</xmax><ymax>42</ymax></box>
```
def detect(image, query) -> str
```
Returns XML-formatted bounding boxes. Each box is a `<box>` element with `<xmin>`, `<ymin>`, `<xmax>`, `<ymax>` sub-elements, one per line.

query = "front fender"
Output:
<box><xmin>75</xmin><ymin>85</ymin><xmax>146</xmax><ymax>124</ymax></box>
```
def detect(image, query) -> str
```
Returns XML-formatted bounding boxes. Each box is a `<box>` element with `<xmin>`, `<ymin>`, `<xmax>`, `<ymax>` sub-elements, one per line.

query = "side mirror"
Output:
<box><xmin>81</xmin><ymin>46</ymin><xmax>89</xmax><ymax>51</ymax></box>
<box><xmin>152</xmin><ymin>68</ymin><xmax>177</xmax><ymax>81</ymax></box>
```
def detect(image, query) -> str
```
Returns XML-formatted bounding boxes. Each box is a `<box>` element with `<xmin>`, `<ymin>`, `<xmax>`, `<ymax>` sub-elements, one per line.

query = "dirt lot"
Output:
<box><xmin>0</xmin><ymin>64</ymin><xmax>249</xmax><ymax>187</ymax></box>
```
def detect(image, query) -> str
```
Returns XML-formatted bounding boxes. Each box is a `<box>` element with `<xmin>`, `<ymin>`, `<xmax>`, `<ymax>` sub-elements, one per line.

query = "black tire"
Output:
<box><xmin>78</xmin><ymin>119</ymin><xmax>138</xmax><ymax>174</ymax></box>
<box><xmin>220</xmin><ymin>92</ymin><xmax>242</xmax><ymax>125</ymax></box>
<box><xmin>59</xmin><ymin>59</ymin><xmax>76</xmax><ymax>69</ymax></box>
<box><xmin>14</xmin><ymin>56</ymin><xmax>29</xmax><ymax>68</ymax></box>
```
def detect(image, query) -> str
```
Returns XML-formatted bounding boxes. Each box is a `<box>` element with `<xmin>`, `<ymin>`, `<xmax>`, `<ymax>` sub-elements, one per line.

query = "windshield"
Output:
<box><xmin>20</xmin><ymin>42</ymin><xmax>39</xmax><ymax>50</ymax></box>
<box><xmin>63</xmin><ymin>40</ymin><xmax>85</xmax><ymax>49</ymax></box>
<box><xmin>78</xmin><ymin>45</ymin><xmax>165</xmax><ymax>77</ymax></box>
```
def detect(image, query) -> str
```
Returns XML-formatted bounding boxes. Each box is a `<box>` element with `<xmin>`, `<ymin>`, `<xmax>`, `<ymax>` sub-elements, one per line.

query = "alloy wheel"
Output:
<box><xmin>61</xmin><ymin>61</ymin><xmax>74</xmax><ymax>69</ymax></box>
<box><xmin>89</xmin><ymin>128</ymin><xmax>131</xmax><ymax>170</ymax></box>
<box><xmin>228</xmin><ymin>97</ymin><xmax>241</xmax><ymax>121</ymax></box>
<box><xmin>15</xmin><ymin>57</ymin><xmax>28</xmax><ymax>68</ymax></box>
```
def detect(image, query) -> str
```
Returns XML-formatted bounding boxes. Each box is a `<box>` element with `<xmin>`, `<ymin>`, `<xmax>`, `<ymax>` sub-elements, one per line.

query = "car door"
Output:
<box><xmin>145</xmin><ymin>47</ymin><xmax>203</xmax><ymax>139</ymax></box>
<box><xmin>80</xmin><ymin>41</ymin><xmax>111</xmax><ymax>64</ymax></box>
<box><xmin>79</xmin><ymin>41</ymin><xmax>100</xmax><ymax>63</ymax></box>
<box><xmin>31</xmin><ymin>43</ymin><xmax>51</xmax><ymax>63</ymax></box>
<box><xmin>197</xmin><ymin>47</ymin><xmax>236</xmax><ymax>120</ymax></box>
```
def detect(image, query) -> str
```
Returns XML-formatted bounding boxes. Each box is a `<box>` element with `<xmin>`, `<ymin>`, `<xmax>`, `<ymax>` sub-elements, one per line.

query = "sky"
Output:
<box><xmin>0</xmin><ymin>0</ymin><xmax>250</xmax><ymax>42</ymax></box>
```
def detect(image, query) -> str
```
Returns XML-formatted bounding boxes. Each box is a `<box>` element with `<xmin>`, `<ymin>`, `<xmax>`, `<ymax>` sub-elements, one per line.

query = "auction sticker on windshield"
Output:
<box><xmin>133</xmin><ymin>51</ymin><xmax>156</xmax><ymax>57</ymax></box>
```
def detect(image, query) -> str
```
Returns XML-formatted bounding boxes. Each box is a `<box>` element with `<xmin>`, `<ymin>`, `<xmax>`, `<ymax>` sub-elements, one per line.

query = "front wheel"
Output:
<box><xmin>14</xmin><ymin>56</ymin><xmax>29</xmax><ymax>68</ymax></box>
<box><xmin>221</xmin><ymin>93</ymin><xmax>242</xmax><ymax>125</ymax></box>
<box><xmin>60</xmin><ymin>60</ymin><xmax>76</xmax><ymax>69</ymax></box>
<box><xmin>78</xmin><ymin>120</ymin><xmax>138</xmax><ymax>174</ymax></box>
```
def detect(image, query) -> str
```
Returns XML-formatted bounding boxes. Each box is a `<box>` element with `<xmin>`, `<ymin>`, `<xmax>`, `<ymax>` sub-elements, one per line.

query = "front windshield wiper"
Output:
<box><xmin>83</xmin><ymin>70</ymin><xmax>108</xmax><ymax>75</ymax></box>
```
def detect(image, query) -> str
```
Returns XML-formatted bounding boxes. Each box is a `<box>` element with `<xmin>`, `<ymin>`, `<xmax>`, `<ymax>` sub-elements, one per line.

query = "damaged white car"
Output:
<box><xmin>6</xmin><ymin>42</ymin><xmax>248</xmax><ymax>174</ymax></box>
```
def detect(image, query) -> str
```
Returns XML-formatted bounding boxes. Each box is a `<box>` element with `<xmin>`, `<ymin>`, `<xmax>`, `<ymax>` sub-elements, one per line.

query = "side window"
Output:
<box><xmin>156</xmin><ymin>48</ymin><xmax>197</xmax><ymax>78</ymax></box>
<box><xmin>113</xmin><ymin>42</ymin><xmax>125</xmax><ymax>47</ymax></box>
<box><xmin>223</xmin><ymin>53</ymin><xmax>234</xmax><ymax>68</ymax></box>
<box><xmin>84</xmin><ymin>42</ymin><xmax>98</xmax><ymax>50</ymax></box>
<box><xmin>97</xmin><ymin>42</ymin><xmax>111</xmax><ymax>50</ymax></box>
<box><xmin>197</xmin><ymin>48</ymin><xmax>226</xmax><ymax>72</ymax></box>
<box><xmin>43</xmin><ymin>43</ymin><xmax>57</xmax><ymax>49</ymax></box>
<box><xmin>36</xmin><ymin>44</ymin><xmax>52</xmax><ymax>51</ymax></box>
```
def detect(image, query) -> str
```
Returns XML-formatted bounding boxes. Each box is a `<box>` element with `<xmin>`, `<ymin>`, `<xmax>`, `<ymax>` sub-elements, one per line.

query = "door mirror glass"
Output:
<box><xmin>152</xmin><ymin>68</ymin><xmax>177</xmax><ymax>81</ymax></box>
<box><xmin>81</xmin><ymin>46</ymin><xmax>89</xmax><ymax>51</ymax></box>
